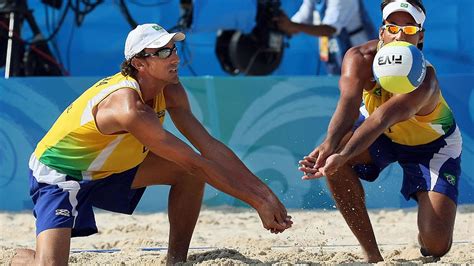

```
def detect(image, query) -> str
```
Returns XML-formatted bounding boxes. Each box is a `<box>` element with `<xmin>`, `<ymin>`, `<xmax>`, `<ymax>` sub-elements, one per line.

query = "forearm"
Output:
<box><xmin>338</xmin><ymin>114</ymin><xmax>387</xmax><ymax>160</ymax></box>
<box><xmin>199</xmin><ymin>139</ymin><xmax>275</xmax><ymax>208</ymax></box>
<box><xmin>293</xmin><ymin>23</ymin><xmax>336</xmax><ymax>37</ymax></box>
<box><xmin>149</xmin><ymin>132</ymin><xmax>273</xmax><ymax>208</ymax></box>
<box><xmin>196</xmin><ymin>155</ymin><xmax>274</xmax><ymax>209</ymax></box>
<box><xmin>325</xmin><ymin>97</ymin><xmax>360</xmax><ymax>147</ymax></box>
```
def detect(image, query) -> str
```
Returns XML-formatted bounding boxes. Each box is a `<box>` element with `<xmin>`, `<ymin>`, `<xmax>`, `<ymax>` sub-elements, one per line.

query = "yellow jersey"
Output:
<box><xmin>32</xmin><ymin>72</ymin><xmax>166</xmax><ymax>180</ymax></box>
<box><xmin>363</xmin><ymin>68</ymin><xmax>455</xmax><ymax>146</ymax></box>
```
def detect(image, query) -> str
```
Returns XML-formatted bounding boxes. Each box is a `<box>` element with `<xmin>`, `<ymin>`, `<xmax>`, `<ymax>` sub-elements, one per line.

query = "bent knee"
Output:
<box><xmin>419</xmin><ymin>233</ymin><xmax>452</xmax><ymax>257</ymax></box>
<box><xmin>423</xmin><ymin>242</ymin><xmax>451</xmax><ymax>257</ymax></box>
<box><xmin>325</xmin><ymin>164</ymin><xmax>358</xmax><ymax>182</ymax></box>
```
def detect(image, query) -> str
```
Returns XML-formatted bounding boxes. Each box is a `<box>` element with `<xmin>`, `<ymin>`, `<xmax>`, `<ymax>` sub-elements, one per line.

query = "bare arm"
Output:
<box><xmin>276</xmin><ymin>13</ymin><xmax>336</xmax><ymax>37</ymax></box>
<box><xmin>321</xmin><ymin>68</ymin><xmax>439</xmax><ymax>175</ymax></box>
<box><xmin>300</xmin><ymin>47</ymin><xmax>370</xmax><ymax>179</ymax></box>
<box><xmin>95</xmin><ymin>87</ymin><xmax>290</xmax><ymax>231</ymax></box>
<box><xmin>340</xmin><ymin>68</ymin><xmax>438</xmax><ymax>160</ymax></box>
<box><xmin>164</xmin><ymin>83</ymin><xmax>285</xmax><ymax>207</ymax></box>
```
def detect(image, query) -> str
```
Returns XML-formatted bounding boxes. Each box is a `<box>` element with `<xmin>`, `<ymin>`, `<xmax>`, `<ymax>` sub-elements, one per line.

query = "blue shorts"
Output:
<box><xmin>352</xmin><ymin>114</ymin><xmax>462</xmax><ymax>204</ymax></box>
<box><xmin>29</xmin><ymin>167</ymin><xmax>145</xmax><ymax>237</ymax></box>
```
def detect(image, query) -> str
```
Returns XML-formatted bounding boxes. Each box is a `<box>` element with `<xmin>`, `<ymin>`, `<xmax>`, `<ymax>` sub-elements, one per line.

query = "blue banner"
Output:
<box><xmin>0</xmin><ymin>75</ymin><xmax>472</xmax><ymax>211</ymax></box>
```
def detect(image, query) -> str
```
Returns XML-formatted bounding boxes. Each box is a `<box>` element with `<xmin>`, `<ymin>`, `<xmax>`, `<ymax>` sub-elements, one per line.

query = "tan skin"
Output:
<box><xmin>12</xmin><ymin>41</ymin><xmax>292</xmax><ymax>265</ymax></box>
<box><xmin>275</xmin><ymin>12</ymin><xmax>336</xmax><ymax>37</ymax></box>
<box><xmin>298</xmin><ymin>12</ymin><xmax>457</xmax><ymax>262</ymax></box>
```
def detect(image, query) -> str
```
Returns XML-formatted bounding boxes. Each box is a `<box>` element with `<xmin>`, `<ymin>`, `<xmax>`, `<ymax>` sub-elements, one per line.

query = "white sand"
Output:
<box><xmin>1</xmin><ymin>206</ymin><xmax>473</xmax><ymax>265</ymax></box>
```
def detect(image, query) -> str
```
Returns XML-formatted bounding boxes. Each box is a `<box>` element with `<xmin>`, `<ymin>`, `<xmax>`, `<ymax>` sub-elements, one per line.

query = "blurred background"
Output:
<box><xmin>0</xmin><ymin>0</ymin><xmax>473</xmax><ymax>211</ymax></box>
<box><xmin>1</xmin><ymin>0</ymin><xmax>473</xmax><ymax>77</ymax></box>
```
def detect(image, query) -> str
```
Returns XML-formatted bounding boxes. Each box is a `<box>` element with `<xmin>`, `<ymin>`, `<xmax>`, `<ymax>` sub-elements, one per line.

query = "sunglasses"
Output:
<box><xmin>141</xmin><ymin>45</ymin><xmax>178</xmax><ymax>59</ymax></box>
<box><xmin>382</xmin><ymin>24</ymin><xmax>424</xmax><ymax>35</ymax></box>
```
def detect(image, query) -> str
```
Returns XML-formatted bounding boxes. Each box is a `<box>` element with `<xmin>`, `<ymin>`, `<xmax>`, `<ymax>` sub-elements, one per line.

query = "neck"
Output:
<box><xmin>135</xmin><ymin>74</ymin><xmax>167</xmax><ymax>101</ymax></box>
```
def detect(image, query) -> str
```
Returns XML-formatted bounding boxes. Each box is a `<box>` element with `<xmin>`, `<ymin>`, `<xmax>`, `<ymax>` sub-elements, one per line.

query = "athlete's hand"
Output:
<box><xmin>255</xmin><ymin>194</ymin><xmax>293</xmax><ymax>234</ymax></box>
<box><xmin>299</xmin><ymin>156</ymin><xmax>323</xmax><ymax>179</ymax></box>
<box><xmin>321</xmin><ymin>153</ymin><xmax>348</xmax><ymax>176</ymax></box>
<box><xmin>299</xmin><ymin>142</ymin><xmax>336</xmax><ymax>179</ymax></box>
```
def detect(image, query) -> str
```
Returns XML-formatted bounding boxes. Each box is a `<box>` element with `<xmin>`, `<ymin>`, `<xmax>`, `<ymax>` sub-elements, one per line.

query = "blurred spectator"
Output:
<box><xmin>277</xmin><ymin>0</ymin><xmax>377</xmax><ymax>75</ymax></box>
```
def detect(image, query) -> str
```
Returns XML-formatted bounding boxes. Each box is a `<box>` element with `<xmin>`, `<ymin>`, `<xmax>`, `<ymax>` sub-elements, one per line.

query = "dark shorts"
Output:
<box><xmin>352</xmin><ymin>113</ymin><xmax>462</xmax><ymax>204</ymax></box>
<box><xmin>29</xmin><ymin>167</ymin><xmax>145</xmax><ymax>237</ymax></box>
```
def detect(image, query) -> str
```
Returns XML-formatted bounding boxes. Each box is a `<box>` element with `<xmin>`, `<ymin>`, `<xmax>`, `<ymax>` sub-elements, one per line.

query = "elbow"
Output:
<box><xmin>371</xmin><ymin>112</ymin><xmax>394</xmax><ymax>132</ymax></box>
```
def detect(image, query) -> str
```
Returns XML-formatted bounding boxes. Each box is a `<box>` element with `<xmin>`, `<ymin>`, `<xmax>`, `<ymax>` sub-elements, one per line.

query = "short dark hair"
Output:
<box><xmin>380</xmin><ymin>0</ymin><xmax>426</xmax><ymax>50</ymax></box>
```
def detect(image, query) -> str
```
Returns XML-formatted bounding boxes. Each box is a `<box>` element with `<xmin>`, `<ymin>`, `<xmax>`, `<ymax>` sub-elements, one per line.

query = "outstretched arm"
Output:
<box><xmin>96</xmin><ymin>87</ymin><xmax>291</xmax><ymax>232</ymax></box>
<box><xmin>276</xmin><ymin>12</ymin><xmax>336</xmax><ymax>36</ymax></box>
<box><xmin>164</xmin><ymin>83</ymin><xmax>292</xmax><ymax>232</ymax></box>
<box><xmin>321</xmin><ymin>68</ymin><xmax>439</xmax><ymax>175</ymax></box>
<box><xmin>300</xmin><ymin>47</ymin><xmax>370</xmax><ymax>178</ymax></box>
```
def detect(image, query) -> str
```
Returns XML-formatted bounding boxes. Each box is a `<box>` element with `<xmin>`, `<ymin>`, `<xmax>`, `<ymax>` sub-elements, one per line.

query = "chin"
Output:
<box><xmin>170</xmin><ymin>76</ymin><xmax>180</xmax><ymax>84</ymax></box>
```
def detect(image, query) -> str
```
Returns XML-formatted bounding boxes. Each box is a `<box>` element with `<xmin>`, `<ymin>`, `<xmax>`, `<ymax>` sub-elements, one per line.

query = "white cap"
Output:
<box><xmin>382</xmin><ymin>0</ymin><xmax>426</xmax><ymax>26</ymax></box>
<box><xmin>124</xmin><ymin>23</ymin><xmax>185</xmax><ymax>60</ymax></box>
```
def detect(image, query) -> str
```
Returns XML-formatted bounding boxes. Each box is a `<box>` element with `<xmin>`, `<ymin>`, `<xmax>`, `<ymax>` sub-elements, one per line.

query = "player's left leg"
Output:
<box><xmin>400</xmin><ymin>126</ymin><xmax>462</xmax><ymax>258</ymax></box>
<box><xmin>416</xmin><ymin>191</ymin><xmax>456</xmax><ymax>257</ymax></box>
<box><xmin>326</xmin><ymin>149</ymin><xmax>386</xmax><ymax>263</ymax></box>
<box><xmin>132</xmin><ymin>152</ymin><xmax>205</xmax><ymax>264</ymax></box>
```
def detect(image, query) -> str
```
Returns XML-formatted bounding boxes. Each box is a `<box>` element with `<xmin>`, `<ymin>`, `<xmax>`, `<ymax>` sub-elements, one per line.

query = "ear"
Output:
<box><xmin>418</xmin><ymin>30</ymin><xmax>425</xmax><ymax>46</ymax></box>
<box><xmin>378</xmin><ymin>25</ymin><xmax>384</xmax><ymax>40</ymax></box>
<box><xmin>131</xmin><ymin>58</ymin><xmax>145</xmax><ymax>70</ymax></box>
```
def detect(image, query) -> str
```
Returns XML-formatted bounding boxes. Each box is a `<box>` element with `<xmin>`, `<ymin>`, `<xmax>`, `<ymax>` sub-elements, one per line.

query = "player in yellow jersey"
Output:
<box><xmin>298</xmin><ymin>0</ymin><xmax>461</xmax><ymax>263</ymax></box>
<box><xmin>13</xmin><ymin>23</ymin><xmax>292</xmax><ymax>265</ymax></box>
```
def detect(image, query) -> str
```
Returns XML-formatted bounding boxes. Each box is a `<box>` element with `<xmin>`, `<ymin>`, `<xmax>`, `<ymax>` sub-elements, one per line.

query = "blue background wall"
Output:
<box><xmin>1</xmin><ymin>1</ymin><xmax>473</xmax><ymax>211</ymax></box>
<box><xmin>0</xmin><ymin>75</ymin><xmax>473</xmax><ymax>211</ymax></box>
<box><xmin>1</xmin><ymin>0</ymin><xmax>473</xmax><ymax>77</ymax></box>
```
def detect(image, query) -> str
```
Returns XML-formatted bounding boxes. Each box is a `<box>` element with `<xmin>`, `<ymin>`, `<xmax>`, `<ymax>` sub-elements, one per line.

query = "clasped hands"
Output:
<box><xmin>298</xmin><ymin>151</ymin><xmax>348</xmax><ymax>179</ymax></box>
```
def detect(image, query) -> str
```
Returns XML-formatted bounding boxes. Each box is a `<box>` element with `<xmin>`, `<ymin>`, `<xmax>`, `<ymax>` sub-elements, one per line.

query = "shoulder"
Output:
<box><xmin>418</xmin><ymin>65</ymin><xmax>440</xmax><ymax>96</ymax></box>
<box><xmin>99</xmin><ymin>87</ymin><xmax>145</xmax><ymax>115</ymax></box>
<box><xmin>341</xmin><ymin>40</ymin><xmax>378</xmax><ymax>79</ymax></box>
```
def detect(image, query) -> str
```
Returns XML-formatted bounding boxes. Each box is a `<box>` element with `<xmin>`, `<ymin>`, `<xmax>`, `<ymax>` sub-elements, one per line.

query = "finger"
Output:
<box><xmin>298</xmin><ymin>166</ymin><xmax>318</xmax><ymax>174</ymax></box>
<box><xmin>303</xmin><ymin>156</ymin><xmax>317</xmax><ymax>163</ymax></box>
<box><xmin>298</xmin><ymin>159</ymin><xmax>315</xmax><ymax>167</ymax></box>
<box><xmin>309</xmin><ymin>149</ymin><xmax>319</xmax><ymax>158</ymax></box>
<box><xmin>285</xmin><ymin>216</ymin><xmax>293</xmax><ymax>227</ymax></box>
<box><xmin>274</xmin><ymin>212</ymin><xmax>287</xmax><ymax>228</ymax></box>
<box><xmin>302</xmin><ymin>171</ymin><xmax>324</xmax><ymax>180</ymax></box>
<box><xmin>299</xmin><ymin>160</ymin><xmax>315</xmax><ymax>169</ymax></box>
<box><xmin>315</xmin><ymin>154</ymin><xmax>327</xmax><ymax>169</ymax></box>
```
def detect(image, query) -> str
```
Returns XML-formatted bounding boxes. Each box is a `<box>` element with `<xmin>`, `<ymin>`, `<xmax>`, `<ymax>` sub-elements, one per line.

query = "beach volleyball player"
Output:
<box><xmin>12</xmin><ymin>23</ymin><xmax>292</xmax><ymax>265</ymax></box>
<box><xmin>299</xmin><ymin>0</ymin><xmax>462</xmax><ymax>262</ymax></box>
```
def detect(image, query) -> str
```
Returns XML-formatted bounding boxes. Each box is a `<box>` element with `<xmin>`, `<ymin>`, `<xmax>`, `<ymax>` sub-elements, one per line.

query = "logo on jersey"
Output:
<box><xmin>55</xmin><ymin>209</ymin><xmax>70</xmax><ymax>217</ymax></box>
<box><xmin>444</xmin><ymin>173</ymin><xmax>456</xmax><ymax>185</ymax></box>
<box><xmin>157</xmin><ymin>110</ymin><xmax>165</xmax><ymax>119</ymax></box>
<box><xmin>374</xmin><ymin>87</ymin><xmax>382</xmax><ymax>97</ymax></box>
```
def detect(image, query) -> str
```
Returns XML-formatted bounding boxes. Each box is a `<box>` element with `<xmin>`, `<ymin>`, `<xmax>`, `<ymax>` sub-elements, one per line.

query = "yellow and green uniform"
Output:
<box><xmin>32</xmin><ymin>72</ymin><xmax>166</xmax><ymax>181</ymax></box>
<box><xmin>363</xmin><ymin>66</ymin><xmax>455</xmax><ymax>146</ymax></box>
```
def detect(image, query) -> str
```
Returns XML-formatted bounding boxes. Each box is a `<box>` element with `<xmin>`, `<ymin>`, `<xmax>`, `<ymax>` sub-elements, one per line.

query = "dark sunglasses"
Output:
<box><xmin>382</xmin><ymin>24</ymin><xmax>424</xmax><ymax>35</ymax></box>
<box><xmin>141</xmin><ymin>45</ymin><xmax>178</xmax><ymax>59</ymax></box>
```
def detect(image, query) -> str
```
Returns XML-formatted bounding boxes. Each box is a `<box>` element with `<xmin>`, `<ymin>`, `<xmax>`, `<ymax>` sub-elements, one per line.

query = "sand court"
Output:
<box><xmin>1</xmin><ymin>205</ymin><xmax>472</xmax><ymax>264</ymax></box>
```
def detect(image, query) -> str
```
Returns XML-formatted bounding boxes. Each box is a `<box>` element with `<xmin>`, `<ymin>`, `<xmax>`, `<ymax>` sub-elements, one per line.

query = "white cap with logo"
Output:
<box><xmin>383</xmin><ymin>0</ymin><xmax>426</xmax><ymax>26</ymax></box>
<box><xmin>124</xmin><ymin>23</ymin><xmax>185</xmax><ymax>60</ymax></box>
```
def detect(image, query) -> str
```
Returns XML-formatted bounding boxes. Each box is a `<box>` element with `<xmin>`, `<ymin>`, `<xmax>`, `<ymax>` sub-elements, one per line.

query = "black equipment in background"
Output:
<box><xmin>215</xmin><ymin>0</ymin><xmax>285</xmax><ymax>76</ymax></box>
<box><xmin>0</xmin><ymin>0</ymin><xmax>64</xmax><ymax>77</ymax></box>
